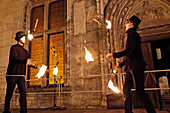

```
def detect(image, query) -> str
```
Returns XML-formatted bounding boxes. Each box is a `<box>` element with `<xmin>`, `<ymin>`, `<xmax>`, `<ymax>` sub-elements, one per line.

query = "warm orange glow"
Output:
<box><xmin>113</xmin><ymin>65</ymin><xmax>119</xmax><ymax>74</ymax></box>
<box><xmin>105</xmin><ymin>20</ymin><xmax>111</xmax><ymax>29</ymax></box>
<box><xmin>108</xmin><ymin>80</ymin><xmax>120</xmax><ymax>93</ymax></box>
<box><xmin>28</xmin><ymin>30</ymin><xmax>33</xmax><ymax>41</ymax></box>
<box><xmin>36</xmin><ymin>65</ymin><xmax>47</xmax><ymax>78</ymax></box>
<box><xmin>113</xmin><ymin>69</ymin><xmax>117</xmax><ymax>74</ymax></box>
<box><xmin>84</xmin><ymin>46</ymin><xmax>94</xmax><ymax>63</ymax></box>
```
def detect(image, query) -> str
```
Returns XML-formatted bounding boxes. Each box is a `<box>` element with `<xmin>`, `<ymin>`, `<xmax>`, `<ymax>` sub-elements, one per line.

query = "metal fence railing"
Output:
<box><xmin>24</xmin><ymin>69</ymin><xmax>170</xmax><ymax>94</ymax></box>
<box><xmin>11</xmin><ymin>69</ymin><xmax>170</xmax><ymax>108</ymax></box>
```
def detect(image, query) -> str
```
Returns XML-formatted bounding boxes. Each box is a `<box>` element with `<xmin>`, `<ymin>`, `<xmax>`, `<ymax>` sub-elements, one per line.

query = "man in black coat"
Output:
<box><xmin>3</xmin><ymin>31</ymin><xmax>39</xmax><ymax>113</ymax></box>
<box><xmin>106</xmin><ymin>15</ymin><xmax>156</xmax><ymax>113</ymax></box>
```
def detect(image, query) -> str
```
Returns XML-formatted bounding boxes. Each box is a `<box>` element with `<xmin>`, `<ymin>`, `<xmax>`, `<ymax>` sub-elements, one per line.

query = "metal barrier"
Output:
<box><xmin>10</xmin><ymin>69</ymin><xmax>170</xmax><ymax>109</ymax></box>
<box><xmin>128</xmin><ymin>69</ymin><xmax>170</xmax><ymax>91</ymax></box>
<box><xmin>25</xmin><ymin>69</ymin><xmax>170</xmax><ymax>94</ymax></box>
<box><xmin>26</xmin><ymin>74</ymin><xmax>111</xmax><ymax>94</ymax></box>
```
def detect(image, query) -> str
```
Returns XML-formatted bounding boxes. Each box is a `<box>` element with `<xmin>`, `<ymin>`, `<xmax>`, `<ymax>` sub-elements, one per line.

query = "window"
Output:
<box><xmin>29</xmin><ymin>0</ymin><xmax>65</xmax><ymax>86</ymax></box>
<box><xmin>31</xmin><ymin>5</ymin><xmax>44</xmax><ymax>33</ymax></box>
<box><xmin>29</xmin><ymin>37</ymin><xmax>43</xmax><ymax>85</ymax></box>
<box><xmin>49</xmin><ymin>33</ymin><xmax>64</xmax><ymax>84</ymax></box>
<box><xmin>49</xmin><ymin>0</ymin><xmax>64</xmax><ymax>29</ymax></box>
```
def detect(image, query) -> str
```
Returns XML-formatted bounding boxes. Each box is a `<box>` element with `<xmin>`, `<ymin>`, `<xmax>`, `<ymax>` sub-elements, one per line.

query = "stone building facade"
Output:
<box><xmin>0</xmin><ymin>0</ymin><xmax>169</xmax><ymax>109</ymax></box>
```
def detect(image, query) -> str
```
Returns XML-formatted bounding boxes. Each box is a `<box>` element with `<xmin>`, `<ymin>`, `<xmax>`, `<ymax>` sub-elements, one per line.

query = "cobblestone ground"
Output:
<box><xmin>0</xmin><ymin>108</ymin><xmax>169</xmax><ymax>113</ymax></box>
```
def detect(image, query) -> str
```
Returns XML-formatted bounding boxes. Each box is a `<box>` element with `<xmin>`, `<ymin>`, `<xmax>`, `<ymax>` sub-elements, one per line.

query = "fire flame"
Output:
<box><xmin>113</xmin><ymin>69</ymin><xmax>117</xmax><ymax>74</ymax></box>
<box><xmin>53</xmin><ymin>66</ymin><xmax>58</xmax><ymax>75</ymax></box>
<box><xmin>105</xmin><ymin>20</ymin><xmax>111</xmax><ymax>29</ymax></box>
<box><xmin>84</xmin><ymin>46</ymin><xmax>94</xmax><ymax>63</ymax></box>
<box><xmin>108</xmin><ymin>80</ymin><xmax>120</xmax><ymax>94</ymax></box>
<box><xmin>36</xmin><ymin>65</ymin><xmax>47</xmax><ymax>78</ymax></box>
<box><xmin>28</xmin><ymin>30</ymin><xmax>33</xmax><ymax>41</ymax></box>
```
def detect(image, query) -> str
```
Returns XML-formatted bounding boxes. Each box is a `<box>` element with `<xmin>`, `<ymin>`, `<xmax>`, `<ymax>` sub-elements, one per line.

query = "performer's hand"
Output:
<box><xmin>37</xmin><ymin>65</ymin><xmax>41</xmax><ymax>70</ymax></box>
<box><xmin>106</xmin><ymin>53</ymin><xmax>114</xmax><ymax>59</ymax></box>
<box><xmin>27</xmin><ymin>59</ymin><xmax>35</xmax><ymax>65</ymax></box>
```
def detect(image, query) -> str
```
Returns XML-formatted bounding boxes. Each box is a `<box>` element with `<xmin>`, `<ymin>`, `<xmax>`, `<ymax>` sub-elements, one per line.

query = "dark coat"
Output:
<box><xmin>113</xmin><ymin>28</ymin><xmax>146</xmax><ymax>71</ymax></box>
<box><xmin>6</xmin><ymin>44</ymin><xmax>30</xmax><ymax>75</ymax></box>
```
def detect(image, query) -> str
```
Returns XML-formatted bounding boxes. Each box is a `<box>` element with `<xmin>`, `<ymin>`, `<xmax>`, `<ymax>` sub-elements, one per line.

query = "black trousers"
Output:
<box><xmin>4</xmin><ymin>76</ymin><xmax>27</xmax><ymax>113</ymax></box>
<box><xmin>123</xmin><ymin>67</ymin><xmax>156</xmax><ymax>113</ymax></box>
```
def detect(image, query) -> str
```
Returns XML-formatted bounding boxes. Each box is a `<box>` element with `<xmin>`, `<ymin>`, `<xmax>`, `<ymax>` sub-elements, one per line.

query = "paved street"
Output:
<box><xmin>0</xmin><ymin>108</ymin><xmax>169</xmax><ymax>113</ymax></box>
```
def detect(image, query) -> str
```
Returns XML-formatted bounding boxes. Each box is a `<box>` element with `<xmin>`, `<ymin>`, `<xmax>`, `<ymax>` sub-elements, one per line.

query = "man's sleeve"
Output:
<box><xmin>113</xmin><ymin>34</ymin><xmax>137</xmax><ymax>58</ymax></box>
<box><xmin>11</xmin><ymin>46</ymin><xmax>27</xmax><ymax>64</ymax></box>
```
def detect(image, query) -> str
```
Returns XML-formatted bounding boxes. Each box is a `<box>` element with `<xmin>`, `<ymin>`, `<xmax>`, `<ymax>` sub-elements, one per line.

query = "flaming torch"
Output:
<box><xmin>53</xmin><ymin>66</ymin><xmax>58</xmax><ymax>75</ymax></box>
<box><xmin>105</xmin><ymin>20</ymin><xmax>111</xmax><ymax>29</ymax></box>
<box><xmin>53</xmin><ymin>62</ymin><xmax>59</xmax><ymax>75</ymax></box>
<box><xmin>108</xmin><ymin>80</ymin><xmax>120</xmax><ymax>94</ymax></box>
<box><xmin>92</xmin><ymin>18</ymin><xmax>111</xmax><ymax>29</ymax></box>
<box><xmin>113</xmin><ymin>64</ymin><xmax>119</xmax><ymax>74</ymax></box>
<box><xmin>84</xmin><ymin>46</ymin><xmax>94</xmax><ymax>63</ymax></box>
<box><xmin>36</xmin><ymin>64</ymin><xmax>47</xmax><ymax>78</ymax></box>
<box><xmin>28</xmin><ymin>30</ymin><xmax>33</xmax><ymax>41</ymax></box>
<box><xmin>27</xmin><ymin>19</ymin><xmax>39</xmax><ymax>41</ymax></box>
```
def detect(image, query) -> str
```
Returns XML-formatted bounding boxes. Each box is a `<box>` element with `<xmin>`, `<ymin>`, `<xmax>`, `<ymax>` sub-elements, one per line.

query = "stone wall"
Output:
<box><xmin>0</xmin><ymin>0</ymin><xmax>107</xmax><ymax>109</ymax></box>
<box><xmin>67</xmin><ymin>0</ymin><xmax>105</xmax><ymax>108</ymax></box>
<box><xmin>0</xmin><ymin>0</ymin><xmax>26</xmax><ymax>108</ymax></box>
<box><xmin>1</xmin><ymin>0</ymin><xmax>169</xmax><ymax>110</ymax></box>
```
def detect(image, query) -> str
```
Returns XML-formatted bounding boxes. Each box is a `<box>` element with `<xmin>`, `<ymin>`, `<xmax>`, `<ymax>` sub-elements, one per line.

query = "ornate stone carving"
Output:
<box><xmin>136</xmin><ymin>6</ymin><xmax>168</xmax><ymax>21</ymax></box>
<box><xmin>105</xmin><ymin>0</ymin><xmax>170</xmax><ymax>50</ymax></box>
<box><xmin>104</xmin><ymin>0</ymin><xmax>170</xmax><ymax>75</ymax></box>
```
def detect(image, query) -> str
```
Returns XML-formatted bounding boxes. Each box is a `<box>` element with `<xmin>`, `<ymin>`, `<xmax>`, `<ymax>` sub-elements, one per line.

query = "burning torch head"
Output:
<box><xmin>36</xmin><ymin>65</ymin><xmax>47</xmax><ymax>78</ymax></box>
<box><xmin>105</xmin><ymin>20</ymin><xmax>111</xmax><ymax>29</ymax></box>
<box><xmin>84</xmin><ymin>46</ymin><xmax>94</xmax><ymax>63</ymax></box>
<box><xmin>108</xmin><ymin>80</ymin><xmax>120</xmax><ymax>94</ymax></box>
<box><xmin>27</xmin><ymin>30</ymin><xmax>33</xmax><ymax>41</ymax></box>
<box><xmin>15</xmin><ymin>31</ymin><xmax>27</xmax><ymax>41</ymax></box>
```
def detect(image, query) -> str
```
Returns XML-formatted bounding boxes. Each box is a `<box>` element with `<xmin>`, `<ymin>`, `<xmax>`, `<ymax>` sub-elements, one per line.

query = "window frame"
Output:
<box><xmin>26</xmin><ymin>0</ymin><xmax>67</xmax><ymax>87</ymax></box>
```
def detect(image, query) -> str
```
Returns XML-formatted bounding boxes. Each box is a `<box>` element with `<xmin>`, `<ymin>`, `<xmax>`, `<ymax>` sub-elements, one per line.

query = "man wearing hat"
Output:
<box><xmin>3</xmin><ymin>31</ymin><xmax>39</xmax><ymax>113</ymax></box>
<box><xmin>106</xmin><ymin>15</ymin><xmax>156</xmax><ymax>113</ymax></box>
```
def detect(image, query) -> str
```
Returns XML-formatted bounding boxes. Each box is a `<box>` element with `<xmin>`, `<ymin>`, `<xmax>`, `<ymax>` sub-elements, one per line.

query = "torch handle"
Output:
<box><xmin>34</xmin><ymin>19</ymin><xmax>39</xmax><ymax>32</ymax></box>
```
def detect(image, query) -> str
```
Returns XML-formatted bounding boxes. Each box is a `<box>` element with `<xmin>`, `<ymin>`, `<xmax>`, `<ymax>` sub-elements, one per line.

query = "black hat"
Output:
<box><xmin>15</xmin><ymin>31</ymin><xmax>26</xmax><ymax>41</ymax></box>
<box><xmin>127</xmin><ymin>15</ymin><xmax>141</xmax><ymax>27</ymax></box>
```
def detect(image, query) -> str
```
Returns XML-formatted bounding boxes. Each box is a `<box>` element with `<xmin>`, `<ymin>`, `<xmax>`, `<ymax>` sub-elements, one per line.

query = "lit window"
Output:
<box><xmin>29</xmin><ymin>0</ymin><xmax>65</xmax><ymax>86</ymax></box>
